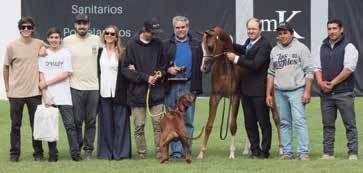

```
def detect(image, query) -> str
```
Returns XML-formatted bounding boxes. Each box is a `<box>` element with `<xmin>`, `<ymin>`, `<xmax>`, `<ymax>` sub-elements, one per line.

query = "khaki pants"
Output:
<box><xmin>131</xmin><ymin>104</ymin><xmax>163</xmax><ymax>156</ymax></box>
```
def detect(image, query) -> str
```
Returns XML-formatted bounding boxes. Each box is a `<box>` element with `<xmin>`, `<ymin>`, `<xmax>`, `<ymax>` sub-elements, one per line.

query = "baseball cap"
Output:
<box><xmin>143</xmin><ymin>17</ymin><xmax>162</xmax><ymax>34</ymax></box>
<box><xmin>75</xmin><ymin>14</ymin><xmax>89</xmax><ymax>23</ymax></box>
<box><xmin>276</xmin><ymin>22</ymin><xmax>293</xmax><ymax>32</ymax></box>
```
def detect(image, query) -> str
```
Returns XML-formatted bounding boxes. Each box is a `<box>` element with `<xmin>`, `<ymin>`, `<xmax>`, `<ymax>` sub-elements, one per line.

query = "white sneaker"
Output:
<box><xmin>320</xmin><ymin>154</ymin><xmax>335</xmax><ymax>160</ymax></box>
<box><xmin>349</xmin><ymin>154</ymin><xmax>358</xmax><ymax>160</ymax></box>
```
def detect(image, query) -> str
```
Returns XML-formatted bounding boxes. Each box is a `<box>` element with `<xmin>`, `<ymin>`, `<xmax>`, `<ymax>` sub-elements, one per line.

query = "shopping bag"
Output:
<box><xmin>33</xmin><ymin>104</ymin><xmax>59</xmax><ymax>142</ymax></box>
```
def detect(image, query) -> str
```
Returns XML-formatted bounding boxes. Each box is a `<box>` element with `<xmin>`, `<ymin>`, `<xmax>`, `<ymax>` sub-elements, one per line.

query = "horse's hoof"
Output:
<box><xmin>242</xmin><ymin>149</ymin><xmax>251</xmax><ymax>156</ymax></box>
<box><xmin>279</xmin><ymin>148</ymin><xmax>283</xmax><ymax>156</ymax></box>
<box><xmin>229</xmin><ymin>153</ymin><xmax>235</xmax><ymax>159</ymax></box>
<box><xmin>197</xmin><ymin>152</ymin><xmax>204</xmax><ymax>159</ymax></box>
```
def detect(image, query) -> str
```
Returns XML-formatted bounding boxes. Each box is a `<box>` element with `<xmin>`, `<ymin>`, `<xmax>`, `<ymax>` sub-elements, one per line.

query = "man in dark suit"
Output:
<box><xmin>226</xmin><ymin>18</ymin><xmax>272</xmax><ymax>158</ymax></box>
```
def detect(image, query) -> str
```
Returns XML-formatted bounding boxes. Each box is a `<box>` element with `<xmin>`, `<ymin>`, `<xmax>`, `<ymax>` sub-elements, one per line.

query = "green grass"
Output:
<box><xmin>0</xmin><ymin>97</ymin><xmax>362</xmax><ymax>173</ymax></box>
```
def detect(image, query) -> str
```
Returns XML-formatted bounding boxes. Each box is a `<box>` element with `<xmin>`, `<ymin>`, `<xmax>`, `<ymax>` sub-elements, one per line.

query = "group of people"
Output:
<box><xmin>2</xmin><ymin>13</ymin><xmax>358</xmax><ymax>163</ymax></box>
<box><xmin>3</xmin><ymin>14</ymin><xmax>201</xmax><ymax>162</ymax></box>
<box><xmin>225</xmin><ymin>18</ymin><xmax>358</xmax><ymax>161</ymax></box>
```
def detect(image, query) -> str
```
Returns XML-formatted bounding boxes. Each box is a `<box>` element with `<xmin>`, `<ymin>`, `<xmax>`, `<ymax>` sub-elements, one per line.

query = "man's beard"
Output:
<box><xmin>77</xmin><ymin>29</ymin><xmax>88</xmax><ymax>36</ymax></box>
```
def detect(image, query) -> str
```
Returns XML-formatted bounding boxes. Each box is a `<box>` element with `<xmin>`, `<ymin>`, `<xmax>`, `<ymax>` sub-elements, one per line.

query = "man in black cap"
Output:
<box><xmin>63</xmin><ymin>14</ymin><xmax>103</xmax><ymax>160</ymax></box>
<box><xmin>266</xmin><ymin>22</ymin><xmax>313</xmax><ymax>160</ymax></box>
<box><xmin>122</xmin><ymin>17</ymin><xmax>166</xmax><ymax>159</ymax></box>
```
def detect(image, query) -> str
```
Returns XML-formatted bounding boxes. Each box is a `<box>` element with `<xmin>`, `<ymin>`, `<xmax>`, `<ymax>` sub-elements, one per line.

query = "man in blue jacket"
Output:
<box><xmin>163</xmin><ymin>15</ymin><xmax>203</xmax><ymax>158</ymax></box>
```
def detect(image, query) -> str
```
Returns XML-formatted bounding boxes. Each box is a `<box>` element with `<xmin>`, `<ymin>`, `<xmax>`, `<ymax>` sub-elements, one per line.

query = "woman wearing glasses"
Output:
<box><xmin>97</xmin><ymin>25</ymin><xmax>131</xmax><ymax>160</ymax></box>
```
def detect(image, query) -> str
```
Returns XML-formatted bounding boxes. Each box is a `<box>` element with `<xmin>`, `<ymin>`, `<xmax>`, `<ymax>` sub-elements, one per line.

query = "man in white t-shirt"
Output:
<box><xmin>63</xmin><ymin>14</ymin><xmax>103</xmax><ymax>159</ymax></box>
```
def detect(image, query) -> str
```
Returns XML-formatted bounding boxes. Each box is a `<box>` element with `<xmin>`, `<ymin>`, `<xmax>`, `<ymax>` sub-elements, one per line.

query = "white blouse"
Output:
<box><xmin>99</xmin><ymin>48</ymin><xmax>119</xmax><ymax>98</ymax></box>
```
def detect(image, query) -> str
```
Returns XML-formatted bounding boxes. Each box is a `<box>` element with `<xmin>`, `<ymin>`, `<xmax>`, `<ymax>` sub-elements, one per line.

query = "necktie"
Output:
<box><xmin>246</xmin><ymin>42</ymin><xmax>253</xmax><ymax>53</ymax></box>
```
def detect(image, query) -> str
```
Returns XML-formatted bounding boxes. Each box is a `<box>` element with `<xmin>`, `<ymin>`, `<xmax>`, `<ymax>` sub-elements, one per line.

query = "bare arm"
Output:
<box><xmin>314</xmin><ymin>70</ymin><xmax>330</xmax><ymax>93</ymax></box>
<box><xmin>39</xmin><ymin>73</ymin><xmax>52</xmax><ymax>106</ymax></box>
<box><xmin>266</xmin><ymin>77</ymin><xmax>274</xmax><ymax>107</ymax></box>
<box><xmin>39</xmin><ymin>72</ymin><xmax>70</xmax><ymax>89</ymax></box>
<box><xmin>328</xmin><ymin>68</ymin><xmax>353</xmax><ymax>88</ymax></box>
<box><xmin>302</xmin><ymin>78</ymin><xmax>313</xmax><ymax>105</ymax></box>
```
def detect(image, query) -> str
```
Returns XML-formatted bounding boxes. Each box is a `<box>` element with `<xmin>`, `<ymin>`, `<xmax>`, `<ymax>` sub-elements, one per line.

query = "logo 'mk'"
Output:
<box><xmin>260</xmin><ymin>11</ymin><xmax>304</xmax><ymax>39</ymax></box>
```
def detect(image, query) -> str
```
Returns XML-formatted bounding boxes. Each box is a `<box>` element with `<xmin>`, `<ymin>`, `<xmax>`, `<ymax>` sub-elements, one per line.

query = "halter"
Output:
<box><xmin>203</xmin><ymin>52</ymin><xmax>226</xmax><ymax>59</ymax></box>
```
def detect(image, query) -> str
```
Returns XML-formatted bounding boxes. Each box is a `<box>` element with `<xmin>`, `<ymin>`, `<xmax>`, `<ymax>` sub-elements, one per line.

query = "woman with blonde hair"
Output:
<box><xmin>97</xmin><ymin>25</ymin><xmax>131</xmax><ymax>160</ymax></box>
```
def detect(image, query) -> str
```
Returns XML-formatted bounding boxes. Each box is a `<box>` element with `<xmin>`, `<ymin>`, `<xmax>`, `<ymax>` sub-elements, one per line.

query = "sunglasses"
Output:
<box><xmin>105</xmin><ymin>31</ymin><xmax>116</xmax><ymax>36</ymax></box>
<box><xmin>21</xmin><ymin>25</ymin><xmax>34</xmax><ymax>30</ymax></box>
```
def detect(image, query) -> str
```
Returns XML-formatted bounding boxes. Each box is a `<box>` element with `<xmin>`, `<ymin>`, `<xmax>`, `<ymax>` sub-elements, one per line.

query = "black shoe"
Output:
<box><xmin>260</xmin><ymin>152</ymin><xmax>270</xmax><ymax>159</ymax></box>
<box><xmin>72</xmin><ymin>155</ymin><xmax>83</xmax><ymax>161</ymax></box>
<box><xmin>34</xmin><ymin>154</ymin><xmax>44</xmax><ymax>161</ymax></box>
<box><xmin>10</xmin><ymin>156</ymin><xmax>19</xmax><ymax>162</ymax></box>
<box><xmin>48</xmin><ymin>157</ymin><xmax>58</xmax><ymax>162</ymax></box>
<box><xmin>248</xmin><ymin>152</ymin><xmax>262</xmax><ymax>159</ymax></box>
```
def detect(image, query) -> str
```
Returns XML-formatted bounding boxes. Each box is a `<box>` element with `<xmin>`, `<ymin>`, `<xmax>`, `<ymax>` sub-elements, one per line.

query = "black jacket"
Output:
<box><xmin>97</xmin><ymin>48</ymin><xmax>129</xmax><ymax>105</ymax></box>
<box><xmin>121</xmin><ymin>34</ymin><xmax>166</xmax><ymax>107</ymax></box>
<box><xmin>233</xmin><ymin>35</ymin><xmax>272</xmax><ymax>97</ymax></box>
<box><xmin>163</xmin><ymin>34</ymin><xmax>203</xmax><ymax>95</ymax></box>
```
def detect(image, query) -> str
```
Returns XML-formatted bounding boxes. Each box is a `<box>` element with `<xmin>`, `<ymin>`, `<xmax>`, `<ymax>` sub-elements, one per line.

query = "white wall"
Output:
<box><xmin>0</xmin><ymin>0</ymin><xmax>21</xmax><ymax>100</ymax></box>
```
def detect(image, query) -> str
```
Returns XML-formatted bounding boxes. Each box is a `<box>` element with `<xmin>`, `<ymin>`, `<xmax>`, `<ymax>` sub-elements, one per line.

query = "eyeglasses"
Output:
<box><xmin>105</xmin><ymin>31</ymin><xmax>116</xmax><ymax>36</ymax></box>
<box><xmin>21</xmin><ymin>25</ymin><xmax>34</xmax><ymax>30</ymax></box>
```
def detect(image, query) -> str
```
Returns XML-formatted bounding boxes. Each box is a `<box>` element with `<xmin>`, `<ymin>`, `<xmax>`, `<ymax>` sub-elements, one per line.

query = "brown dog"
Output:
<box><xmin>159</xmin><ymin>93</ymin><xmax>200</xmax><ymax>164</ymax></box>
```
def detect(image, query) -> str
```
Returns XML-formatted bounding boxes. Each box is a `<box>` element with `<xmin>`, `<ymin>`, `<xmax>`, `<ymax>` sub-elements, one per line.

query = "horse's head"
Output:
<box><xmin>199</xmin><ymin>27</ymin><xmax>233</xmax><ymax>72</ymax></box>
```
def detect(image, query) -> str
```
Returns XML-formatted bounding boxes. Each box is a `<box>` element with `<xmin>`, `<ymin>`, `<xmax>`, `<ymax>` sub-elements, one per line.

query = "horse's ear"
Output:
<box><xmin>219</xmin><ymin>32</ymin><xmax>232</xmax><ymax>44</ymax></box>
<box><xmin>197</xmin><ymin>31</ymin><xmax>205</xmax><ymax>36</ymax></box>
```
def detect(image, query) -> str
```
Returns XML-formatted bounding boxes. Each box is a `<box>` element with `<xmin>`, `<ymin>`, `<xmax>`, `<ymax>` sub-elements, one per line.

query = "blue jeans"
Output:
<box><xmin>165</xmin><ymin>82</ymin><xmax>195</xmax><ymax>157</ymax></box>
<box><xmin>274</xmin><ymin>87</ymin><xmax>309</xmax><ymax>157</ymax></box>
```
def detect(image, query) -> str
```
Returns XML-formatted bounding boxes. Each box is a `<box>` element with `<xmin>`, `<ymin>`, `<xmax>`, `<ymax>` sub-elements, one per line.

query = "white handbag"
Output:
<box><xmin>33</xmin><ymin>104</ymin><xmax>59</xmax><ymax>142</ymax></box>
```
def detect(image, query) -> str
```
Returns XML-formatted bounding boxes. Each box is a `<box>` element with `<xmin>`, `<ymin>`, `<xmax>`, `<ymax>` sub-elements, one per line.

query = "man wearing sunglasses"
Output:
<box><xmin>63</xmin><ymin>14</ymin><xmax>103</xmax><ymax>160</ymax></box>
<box><xmin>3</xmin><ymin>17</ymin><xmax>47</xmax><ymax>162</ymax></box>
<box><xmin>122</xmin><ymin>17</ymin><xmax>166</xmax><ymax>160</ymax></box>
<box><xmin>266</xmin><ymin>22</ymin><xmax>313</xmax><ymax>160</ymax></box>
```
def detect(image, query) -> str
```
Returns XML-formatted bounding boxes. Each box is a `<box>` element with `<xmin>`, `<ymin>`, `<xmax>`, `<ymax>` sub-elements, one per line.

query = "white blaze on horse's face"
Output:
<box><xmin>205</xmin><ymin>31</ymin><xmax>218</xmax><ymax>54</ymax></box>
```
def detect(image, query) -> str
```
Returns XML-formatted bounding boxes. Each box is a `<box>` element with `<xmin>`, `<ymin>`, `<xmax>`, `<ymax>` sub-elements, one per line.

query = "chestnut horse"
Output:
<box><xmin>197</xmin><ymin>27</ymin><xmax>282</xmax><ymax>159</ymax></box>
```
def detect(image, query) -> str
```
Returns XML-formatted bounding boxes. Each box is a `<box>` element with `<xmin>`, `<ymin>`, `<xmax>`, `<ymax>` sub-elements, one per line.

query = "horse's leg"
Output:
<box><xmin>271</xmin><ymin>90</ymin><xmax>283</xmax><ymax>155</ymax></box>
<box><xmin>243</xmin><ymin>136</ymin><xmax>251</xmax><ymax>155</ymax></box>
<box><xmin>197</xmin><ymin>94</ymin><xmax>221</xmax><ymax>159</ymax></box>
<box><xmin>229</xmin><ymin>94</ymin><xmax>240</xmax><ymax>159</ymax></box>
<box><xmin>271</xmin><ymin>104</ymin><xmax>282</xmax><ymax>155</ymax></box>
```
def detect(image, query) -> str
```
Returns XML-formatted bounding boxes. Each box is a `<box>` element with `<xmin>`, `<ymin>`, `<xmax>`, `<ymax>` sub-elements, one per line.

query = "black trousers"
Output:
<box><xmin>9</xmin><ymin>96</ymin><xmax>57</xmax><ymax>158</ymax></box>
<box><xmin>241</xmin><ymin>95</ymin><xmax>272</xmax><ymax>157</ymax></box>
<box><xmin>70</xmin><ymin>88</ymin><xmax>99</xmax><ymax>153</ymax></box>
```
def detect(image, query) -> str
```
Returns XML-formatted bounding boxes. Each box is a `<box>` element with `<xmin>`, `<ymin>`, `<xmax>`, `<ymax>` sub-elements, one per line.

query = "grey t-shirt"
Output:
<box><xmin>268</xmin><ymin>38</ymin><xmax>314</xmax><ymax>90</ymax></box>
